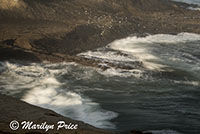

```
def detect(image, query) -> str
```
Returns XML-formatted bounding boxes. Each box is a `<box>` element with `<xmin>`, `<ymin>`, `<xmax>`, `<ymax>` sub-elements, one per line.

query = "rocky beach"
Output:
<box><xmin>0</xmin><ymin>0</ymin><xmax>200</xmax><ymax>134</ymax></box>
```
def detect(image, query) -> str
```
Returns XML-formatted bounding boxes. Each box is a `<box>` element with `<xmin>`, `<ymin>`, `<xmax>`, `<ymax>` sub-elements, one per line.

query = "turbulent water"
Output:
<box><xmin>0</xmin><ymin>33</ymin><xmax>200</xmax><ymax>134</ymax></box>
<box><xmin>173</xmin><ymin>0</ymin><xmax>200</xmax><ymax>10</ymax></box>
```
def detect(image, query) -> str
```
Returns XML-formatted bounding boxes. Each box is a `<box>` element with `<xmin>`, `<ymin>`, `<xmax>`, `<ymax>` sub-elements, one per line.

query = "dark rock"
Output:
<box><xmin>0</xmin><ymin>45</ymin><xmax>41</xmax><ymax>62</ymax></box>
<box><xmin>2</xmin><ymin>39</ymin><xmax>16</xmax><ymax>46</ymax></box>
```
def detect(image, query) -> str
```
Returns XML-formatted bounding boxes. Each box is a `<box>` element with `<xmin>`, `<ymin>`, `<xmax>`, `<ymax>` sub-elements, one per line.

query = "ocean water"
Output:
<box><xmin>173</xmin><ymin>0</ymin><xmax>200</xmax><ymax>10</ymax></box>
<box><xmin>0</xmin><ymin>33</ymin><xmax>200</xmax><ymax>134</ymax></box>
<box><xmin>173</xmin><ymin>0</ymin><xmax>200</xmax><ymax>6</ymax></box>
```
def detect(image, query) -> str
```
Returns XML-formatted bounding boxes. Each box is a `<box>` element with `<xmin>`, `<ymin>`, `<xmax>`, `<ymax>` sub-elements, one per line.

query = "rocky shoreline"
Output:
<box><xmin>0</xmin><ymin>0</ymin><xmax>200</xmax><ymax>65</ymax></box>
<box><xmin>0</xmin><ymin>0</ymin><xmax>200</xmax><ymax>134</ymax></box>
<box><xmin>0</xmin><ymin>94</ymin><xmax>116</xmax><ymax>134</ymax></box>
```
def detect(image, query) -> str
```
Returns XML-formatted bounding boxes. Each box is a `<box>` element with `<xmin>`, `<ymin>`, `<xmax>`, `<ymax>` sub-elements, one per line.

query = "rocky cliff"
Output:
<box><xmin>0</xmin><ymin>0</ymin><xmax>200</xmax><ymax>63</ymax></box>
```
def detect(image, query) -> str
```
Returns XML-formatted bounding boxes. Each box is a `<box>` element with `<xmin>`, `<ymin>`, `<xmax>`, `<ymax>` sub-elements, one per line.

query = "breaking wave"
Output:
<box><xmin>0</xmin><ymin>61</ymin><xmax>118</xmax><ymax>129</ymax></box>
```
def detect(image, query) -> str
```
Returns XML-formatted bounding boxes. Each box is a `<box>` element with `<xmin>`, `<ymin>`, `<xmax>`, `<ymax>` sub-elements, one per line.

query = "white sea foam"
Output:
<box><xmin>97</xmin><ymin>68</ymin><xmax>145</xmax><ymax>78</ymax></box>
<box><xmin>0</xmin><ymin>62</ymin><xmax>118</xmax><ymax>129</ymax></box>
<box><xmin>108</xmin><ymin>33</ymin><xmax>200</xmax><ymax>71</ymax></box>
<box><xmin>173</xmin><ymin>80</ymin><xmax>200</xmax><ymax>86</ymax></box>
<box><xmin>78</xmin><ymin>33</ymin><xmax>200</xmax><ymax>75</ymax></box>
<box><xmin>188</xmin><ymin>7</ymin><xmax>200</xmax><ymax>10</ymax></box>
<box><xmin>78</xmin><ymin>50</ymin><xmax>137</xmax><ymax>62</ymax></box>
<box><xmin>22</xmin><ymin>87</ymin><xmax>118</xmax><ymax>129</ymax></box>
<box><xmin>22</xmin><ymin>88</ymin><xmax>82</xmax><ymax>106</ymax></box>
<box><xmin>109</xmin><ymin>33</ymin><xmax>200</xmax><ymax>45</ymax></box>
<box><xmin>78</xmin><ymin>49</ymin><xmax>146</xmax><ymax>77</ymax></box>
<box><xmin>173</xmin><ymin>0</ymin><xmax>200</xmax><ymax>5</ymax></box>
<box><xmin>42</xmin><ymin>77</ymin><xmax>61</xmax><ymax>85</ymax></box>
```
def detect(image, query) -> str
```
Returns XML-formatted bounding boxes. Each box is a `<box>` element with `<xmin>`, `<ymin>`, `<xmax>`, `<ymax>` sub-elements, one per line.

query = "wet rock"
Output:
<box><xmin>0</xmin><ymin>45</ymin><xmax>41</xmax><ymax>62</ymax></box>
<box><xmin>2</xmin><ymin>39</ymin><xmax>16</xmax><ymax>46</ymax></box>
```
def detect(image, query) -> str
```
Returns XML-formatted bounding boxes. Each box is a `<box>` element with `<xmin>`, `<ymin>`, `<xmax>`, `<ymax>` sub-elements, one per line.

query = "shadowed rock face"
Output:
<box><xmin>0</xmin><ymin>0</ymin><xmax>200</xmax><ymax>64</ymax></box>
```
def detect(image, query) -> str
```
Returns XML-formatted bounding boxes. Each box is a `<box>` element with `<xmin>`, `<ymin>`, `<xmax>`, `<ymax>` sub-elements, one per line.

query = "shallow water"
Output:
<box><xmin>0</xmin><ymin>33</ymin><xmax>200</xmax><ymax>134</ymax></box>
